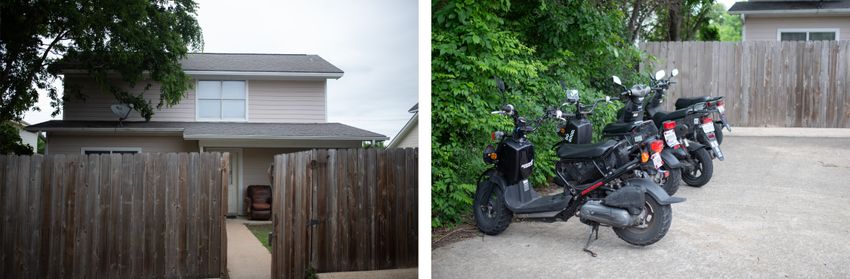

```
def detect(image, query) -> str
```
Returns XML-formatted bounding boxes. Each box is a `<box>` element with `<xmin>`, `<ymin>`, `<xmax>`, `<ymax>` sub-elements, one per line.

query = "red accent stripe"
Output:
<box><xmin>581</xmin><ymin>181</ymin><xmax>605</xmax><ymax>196</ymax></box>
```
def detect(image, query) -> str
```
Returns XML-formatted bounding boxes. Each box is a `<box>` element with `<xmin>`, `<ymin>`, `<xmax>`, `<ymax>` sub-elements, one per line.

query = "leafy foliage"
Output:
<box><xmin>0</xmin><ymin>122</ymin><xmax>34</xmax><ymax>155</ymax></box>
<box><xmin>0</xmin><ymin>0</ymin><xmax>203</xmax><ymax>123</ymax></box>
<box><xmin>431</xmin><ymin>0</ymin><xmax>644</xmax><ymax>227</ymax></box>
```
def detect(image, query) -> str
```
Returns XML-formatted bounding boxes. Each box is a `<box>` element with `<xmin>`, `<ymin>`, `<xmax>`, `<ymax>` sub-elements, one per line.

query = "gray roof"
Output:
<box><xmin>729</xmin><ymin>1</ymin><xmax>850</xmax><ymax>14</ymax></box>
<box><xmin>181</xmin><ymin>53</ymin><xmax>343</xmax><ymax>73</ymax></box>
<box><xmin>26</xmin><ymin>120</ymin><xmax>387</xmax><ymax>140</ymax></box>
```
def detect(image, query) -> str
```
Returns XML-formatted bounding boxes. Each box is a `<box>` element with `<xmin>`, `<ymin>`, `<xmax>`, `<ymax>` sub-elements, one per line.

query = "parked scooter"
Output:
<box><xmin>554</xmin><ymin>80</ymin><xmax>684</xmax><ymax>196</ymax></box>
<box><xmin>642</xmin><ymin>69</ymin><xmax>728</xmax><ymax>187</ymax></box>
<box><xmin>473</xmin><ymin>79</ymin><xmax>685</xmax><ymax>256</ymax></box>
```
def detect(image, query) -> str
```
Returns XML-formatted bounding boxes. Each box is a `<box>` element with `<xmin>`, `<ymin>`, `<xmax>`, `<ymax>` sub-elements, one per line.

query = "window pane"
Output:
<box><xmin>198</xmin><ymin>81</ymin><xmax>221</xmax><ymax>99</ymax></box>
<box><xmin>809</xmin><ymin>32</ymin><xmax>836</xmax><ymax>41</ymax></box>
<box><xmin>113</xmin><ymin>151</ymin><xmax>139</xmax><ymax>154</ymax></box>
<box><xmin>199</xmin><ymin>99</ymin><xmax>222</xmax><ymax>119</ymax></box>
<box><xmin>84</xmin><ymin>150</ymin><xmax>111</xmax><ymax>155</ymax></box>
<box><xmin>780</xmin><ymin>32</ymin><xmax>806</xmax><ymax>41</ymax></box>
<box><xmin>222</xmin><ymin>100</ymin><xmax>246</xmax><ymax>119</ymax></box>
<box><xmin>222</xmin><ymin>81</ymin><xmax>246</xmax><ymax>99</ymax></box>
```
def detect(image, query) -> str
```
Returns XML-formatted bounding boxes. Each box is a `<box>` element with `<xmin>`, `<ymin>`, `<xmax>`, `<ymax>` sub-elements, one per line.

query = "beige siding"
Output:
<box><xmin>242</xmin><ymin>148</ymin><xmax>308</xmax><ymax>187</ymax></box>
<box><xmin>744</xmin><ymin>15</ymin><xmax>850</xmax><ymax>40</ymax></box>
<box><xmin>247</xmin><ymin>80</ymin><xmax>326</xmax><ymax>123</ymax></box>
<box><xmin>62</xmin><ymin>76</ymin><xmax>327</xmax><ymax>123</ymax></box>
<box><xmin>393</xmin><ymin>120</ymin><xmax>418</xmax><ymax>148</ymax></box>
<box><xmin>46</xmin><ymin>134</ymin><xmax>198</xmax><ymax>155</ymax></box>
<box><xmin>63</xmin><ymin>76</ymin><xmax>196</xmax><ymax>122</ymax></box>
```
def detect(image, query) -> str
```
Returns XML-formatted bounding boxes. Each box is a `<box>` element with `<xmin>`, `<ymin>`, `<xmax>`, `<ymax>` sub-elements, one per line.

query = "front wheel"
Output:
<box><xmin>613</xmin><ymin>194</ymin><xmax>672</xmax><ymax>246</ymax></box>
<box><xmin>682</xmin><ymin>148</ymin><xmax>714</xmax><ymax>187</ymax></box>
<box><xmin>655</xmin><ymin>167</ymin><xmax>681</xmax><ymax>196</ymax></box>
<box><xmin>473</xmin><ymin>180</ymin><xmax>512</xmax><ymax>235</ymax></box>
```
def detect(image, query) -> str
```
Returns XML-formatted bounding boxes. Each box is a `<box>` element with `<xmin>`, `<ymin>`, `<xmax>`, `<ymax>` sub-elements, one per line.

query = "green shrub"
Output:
<box><xmin>431</xmin><ymin>0</ymin><xmax>646</xmax><ymax>228</ymax></box>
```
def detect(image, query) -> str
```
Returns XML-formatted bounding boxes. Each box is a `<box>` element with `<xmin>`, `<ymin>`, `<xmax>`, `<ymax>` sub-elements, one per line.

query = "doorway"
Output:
<box><xmin>205</xmin><ymin>147</ymin><xmax>243</xmax><ymax>217</ymax></box>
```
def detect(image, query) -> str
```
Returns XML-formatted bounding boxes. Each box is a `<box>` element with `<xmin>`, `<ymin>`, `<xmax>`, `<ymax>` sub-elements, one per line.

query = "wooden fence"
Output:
<box><xmin>640</xmin><ymin>41</ymin><xmax>850</xmax><ymax>128</ymax></box>
<box><xmin>0</xmin><ymin>152</ymin><xmax>229</xmax><ymax>278</ymax></box>
<box><xmin>271</xmin><ymin>148</ymin><xmax>418</xmax><ymax>279</ymax></box>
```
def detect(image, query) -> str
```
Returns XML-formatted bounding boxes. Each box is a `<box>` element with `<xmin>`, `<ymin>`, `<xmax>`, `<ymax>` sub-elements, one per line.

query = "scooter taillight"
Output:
<box><xmin>717</xmin><ymin>100</ymin><xmax>724</xmax><ymax>106</ymax></box>
<box><xmin>650</xmin><ymin>140</ymin><xmax>664</xmax><ymax>153</ymax></box>
<box><xmin>662</xmin><ymin>120</ymin><xmax>676</xmax><ymax>130</ymax></box>
<box><xmin>702</xmin><ymin>117</ymin><xmax>713</xmax><ymax>124</ymax></box>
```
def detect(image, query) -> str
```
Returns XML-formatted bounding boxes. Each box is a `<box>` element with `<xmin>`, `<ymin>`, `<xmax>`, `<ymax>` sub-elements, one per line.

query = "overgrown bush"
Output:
<box><xmin>431</xmin><ymin>0</ymin><xmax>646</xmax><ymax>227</ymax></box>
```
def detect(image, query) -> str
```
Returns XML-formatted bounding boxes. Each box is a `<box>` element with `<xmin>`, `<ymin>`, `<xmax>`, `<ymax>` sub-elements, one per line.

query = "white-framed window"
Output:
<box><xmin>778</xmin><ymin>28</ymin><xmax>839</xmax><ymax>41</ymax></box>
<box><xmin>80</xmin><ymin>147</ymin><xmax>142</xmax><ymax>155</ymax></box>
<box><xmin>196</xmin><ymin>80</ymin><xmax>248</xmax><ymax>121</ymax></box>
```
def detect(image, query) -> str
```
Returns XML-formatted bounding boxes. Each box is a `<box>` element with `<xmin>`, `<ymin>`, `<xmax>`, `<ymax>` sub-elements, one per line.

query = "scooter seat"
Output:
<box><xmin>674</xmin><ymin>96</ymin><xmax>721</xmax><ymax>110</ymax></box>
<box><xmin>602</xmin><ymin>122</ymin><xmax>640</xmax><ymax>136</ymax></box>
<box><xmin>652</xmin><ymin>108</ymin><xmax>689</xmax><ymax>124</ymax></box>
<box><xmin>557</xmin><ymin>140</ymin><xmax>618</xmax><ymax>159</ymax></box>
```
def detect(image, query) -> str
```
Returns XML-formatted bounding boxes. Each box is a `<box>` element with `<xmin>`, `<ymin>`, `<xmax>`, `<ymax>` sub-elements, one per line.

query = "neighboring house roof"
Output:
<box><xmin>387</xmin><ymin>103</ymin><xmax>419</xmax><ymax>148</ymax></box>
<box><xmin>729</xmin><ymin>1</ymin><xmax>850</xmax><ymax>15</ymax></box>
<box><xmin>26</xmin><ymin>120</ymin><xmax>387</xmax><ymax>141</ymax></box>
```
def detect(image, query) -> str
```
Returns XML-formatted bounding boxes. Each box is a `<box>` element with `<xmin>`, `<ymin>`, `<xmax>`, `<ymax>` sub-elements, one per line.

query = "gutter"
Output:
<box><xmin>24</xmin><ymin>127</ymin><xmax>185</xmax><ymax>134</ymax></box>
<box><xmin>183</xmin><ymin>134</ymin><xmax>389</xmax><ymax>141</ymax></box>
<box><xmin>183</xmin><ymin>70</ymin><xmax>344</xmax><ymax>79</ymax></box>
<box><xmin>729</xmin><ymin>9</ymin><xmax>850</xmax><ymax>15</ymax></box>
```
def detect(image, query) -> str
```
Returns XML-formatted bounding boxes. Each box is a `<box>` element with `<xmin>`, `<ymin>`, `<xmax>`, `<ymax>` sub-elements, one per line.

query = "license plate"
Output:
<box><xmin>718</xmin><ymin>105</ymin><xmax>725</xmax><ymax>114</ymax></box>
<box><xmin>663</xmin><ymin>130</ymin><xmax>680</xmax><ymax>147</ymax></box>
<box><xmin>702</xmin><ymin>123</ymin><xmax>715</xmax><ymax>133</ymax></box>
<box><xmin>651</xmin><ymin>153</ymin><xmax>663</xmax><ymax>169</ymax></box>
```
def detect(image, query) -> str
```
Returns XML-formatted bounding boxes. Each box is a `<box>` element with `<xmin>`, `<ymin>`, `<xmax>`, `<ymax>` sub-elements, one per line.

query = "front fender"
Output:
<box><xmin>479</xmin><ymin>168</ymin><xmax>508</xmax><ymax>192</ymax></box>
<box><xmin>625</xmin><ymin>178</ymin><xmax>686</xmax><ymax>205</ymax></box>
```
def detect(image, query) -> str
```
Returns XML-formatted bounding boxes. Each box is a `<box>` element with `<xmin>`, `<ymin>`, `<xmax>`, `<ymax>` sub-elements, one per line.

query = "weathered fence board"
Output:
<box><xmin>271</xmin><ymin>148</ymin><xmax>418</xmax><ymax>278</ymax></box>
<box><xmin>640</xmin><ymin>41</ymin><xmax>850</xmax><ymax>128</ymax></box>
<box><xmin>0</xmin><ymin>152</ymin><xmax>229</xmax><ymax>278</ymax></box>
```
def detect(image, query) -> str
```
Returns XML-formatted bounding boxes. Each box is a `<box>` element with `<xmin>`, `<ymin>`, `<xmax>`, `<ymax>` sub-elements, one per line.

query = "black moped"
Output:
<box><xmin>473</xmin><ymin>80</ymin><xmax>685</xmax><ymax>256</ymax></box>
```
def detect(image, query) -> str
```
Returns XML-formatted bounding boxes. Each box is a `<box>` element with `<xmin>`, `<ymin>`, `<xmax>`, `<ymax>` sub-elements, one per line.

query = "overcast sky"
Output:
<box><xmin>24</xmin><ymin>0</ymin><xmax>419</xmax><ymax>141</ymax></box>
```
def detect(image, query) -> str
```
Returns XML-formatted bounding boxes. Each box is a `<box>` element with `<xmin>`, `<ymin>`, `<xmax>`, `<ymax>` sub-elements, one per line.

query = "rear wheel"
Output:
<box><xmin>473</xmin><ymin>180</ymin><xmax>512</xmax><ymax>235</ymax></box>
<box><xmin>682</xmin><ymin>148</ymin><xmax>713</xmax><ymax>187</ymax></box>
<box><xmin>613</xmin><ymin>194</ymin><xmax>672</xmax><ymax>246</ymax></box>
<box><xmin>654</xmin><ymin>167</ymin><xmax>681</xmax><ymax>196</ymax></box>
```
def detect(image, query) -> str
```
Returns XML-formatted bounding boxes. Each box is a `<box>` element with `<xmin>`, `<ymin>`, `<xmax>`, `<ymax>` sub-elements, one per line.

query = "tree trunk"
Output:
<box><xmin>668</xmin><ymin>0</ymin><xmax>682</xmax><ymax>41</ymax></box>
<box><xmin>626</xmin><ymin>0</ymin><xmax>642</xmax><ymax>43</ymax></box>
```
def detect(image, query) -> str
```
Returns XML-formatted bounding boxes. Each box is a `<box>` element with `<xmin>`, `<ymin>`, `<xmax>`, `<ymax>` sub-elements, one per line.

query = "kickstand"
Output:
<box><xmin>582</xmin><ymin>223</ymin><xmax>600</xmax><ymax>257</ymax></box>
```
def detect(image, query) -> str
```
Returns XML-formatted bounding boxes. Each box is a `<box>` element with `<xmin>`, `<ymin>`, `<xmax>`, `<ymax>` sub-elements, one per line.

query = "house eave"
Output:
<box><xmin>184</xmin><ymin>70</ymin><xmax>344</xmax><ymax>80</ymax></box>
<box><xmin>25</xmin><ymin>127</ymin><xmax>185</xmax><ymax>134</ymax></box>
<box><xmin>386</xmin><ymin>112</ymin><xmax>418</xmax><ymax>148</ymax></box>
<box><xmin>729</xmin><ymin>9</ymin><xmax>850</xmax><ymax>15</ymax></box>
<box><xmin>183</xmin><ymin>134</ymin><xmax>388</xmax><ymax>141</ymax></box>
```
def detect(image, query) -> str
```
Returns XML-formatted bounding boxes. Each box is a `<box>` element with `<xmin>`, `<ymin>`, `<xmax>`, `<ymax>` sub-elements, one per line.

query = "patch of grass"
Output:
<box><xmin>245</xmin><ymin>224</ymin><xmax>273</xmax><ymax>253</ymax></box>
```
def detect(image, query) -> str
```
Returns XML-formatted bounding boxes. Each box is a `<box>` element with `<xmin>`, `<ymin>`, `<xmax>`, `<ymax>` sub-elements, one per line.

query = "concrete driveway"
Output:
<box><xmin>432</xmin><ymin>136</ymin><xmax>850</xmax><ymax>278</ymax></box>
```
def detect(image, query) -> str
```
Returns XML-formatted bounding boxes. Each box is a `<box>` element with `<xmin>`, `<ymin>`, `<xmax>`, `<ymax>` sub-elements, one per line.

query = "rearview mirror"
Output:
<box><xmin>496</xmin><ymin>78</ymin><xmax>505</xmax><ymax>93</ymax></box>
<box><xmin>671</xmin><ymin>68</ymin><xmax>679</xmax><ymax>77</ymax></box>
<box><xmin>655</xmin><ymin>70</ymin><xmax>666</xmax><ymax>80</ymax></box>
<box><xmin>612</xmin><ymin>76</ymin><xmax>622</xmax><ymax>85</ymax></box>
<box><xmin>566</xmin><ymin>89</ymin><xmax>579</xmax><ymax>102</ymax></box>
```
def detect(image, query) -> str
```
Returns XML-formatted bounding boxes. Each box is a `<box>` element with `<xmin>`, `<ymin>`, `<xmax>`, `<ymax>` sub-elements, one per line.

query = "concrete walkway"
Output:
<box><xmin>725</xmin><ymin>127</ymin><xmax>850</xmax><ymax>138</ymax></box>
<box><xmin>227</xmin><ymin>218</ymin><xmax>272</xmax><ymax>279</ymax></box>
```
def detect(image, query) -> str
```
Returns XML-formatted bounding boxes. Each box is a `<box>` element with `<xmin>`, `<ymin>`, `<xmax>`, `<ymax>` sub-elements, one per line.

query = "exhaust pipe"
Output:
<box><xmin>579</xmin><ymin>200</ymin><xmax>637</xmax><ymax>227</ymax></box>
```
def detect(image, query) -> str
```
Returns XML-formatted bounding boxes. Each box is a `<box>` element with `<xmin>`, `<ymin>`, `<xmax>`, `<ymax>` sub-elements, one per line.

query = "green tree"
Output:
<box><xmin>0</xmin><ymin>0</ymin><xmax>203</xmax><ymax>124</ymax></box>
<box><xmin>0</xmin><ymin>122</ymin><xmax>34</xmax><ymax>155</ymax></box>
<box><xmin>432</xmin><ymin>0</ymin><xmax>643</xmax><ymax>227</ymax></box>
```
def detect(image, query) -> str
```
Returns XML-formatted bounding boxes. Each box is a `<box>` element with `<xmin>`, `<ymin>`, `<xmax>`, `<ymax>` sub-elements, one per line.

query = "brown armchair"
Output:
<box><xmin>244</xmin><ymin>185</ymin><xmax>272</xmax><ymax>220</ymax></box>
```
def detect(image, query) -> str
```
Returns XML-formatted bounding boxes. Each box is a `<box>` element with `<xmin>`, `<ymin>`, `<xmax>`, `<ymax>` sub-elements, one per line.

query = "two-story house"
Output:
<box><xmin>25</xmin><ymin>53</ymin><xmax>388</xmax><ymax>217</ymax></box>
<box><xmin>729</xmin><ymin>0</ymin><xmax>850</xmax><ymax>41</ymax></box>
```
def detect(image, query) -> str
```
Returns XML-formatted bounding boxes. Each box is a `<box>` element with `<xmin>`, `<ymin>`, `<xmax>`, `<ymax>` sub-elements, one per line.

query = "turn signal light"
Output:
<box><xmin>489</xmin><ymin>153</ymin><xmax>498</xmax><ymax>160</ymax></box>
<box><xmin>650</xmin><ymin>140</ymin><xmax>664</xmax><ymax>153</ymax></box>
<box><xmin>640</xmin><ymin>152</ymin><xmax>649</xmax><ymax>163</ymax></box>
<box><xmin>702</xmin><ymin>117</ymin><xmax>713</xmax><ymax>124</ymax></box>
<box><xmin>662</xmin><ymin>121</ymin><xmax>676</xmax><ymax>131</ymax></box>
